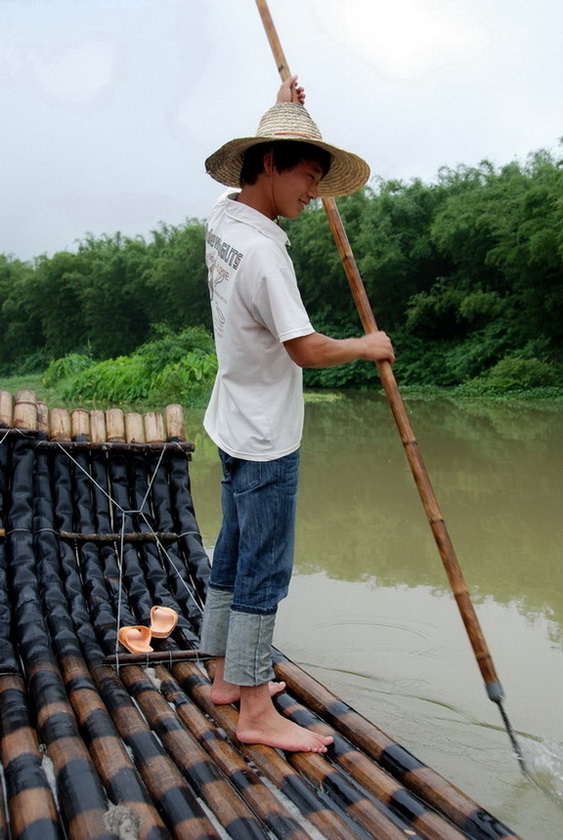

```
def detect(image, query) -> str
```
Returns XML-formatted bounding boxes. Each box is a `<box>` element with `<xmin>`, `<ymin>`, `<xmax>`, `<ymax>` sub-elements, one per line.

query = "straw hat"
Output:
<box><xmin>205</xmin><ymin>102</ymin><xmax>370</xmax><ymax>197</ymax></box>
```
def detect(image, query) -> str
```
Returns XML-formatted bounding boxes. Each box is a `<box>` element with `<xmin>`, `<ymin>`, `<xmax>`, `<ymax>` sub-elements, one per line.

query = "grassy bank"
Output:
<box><xmin>3</xmin><ymin>373</ymin><xmax>563</xmax><ymax>416</ymax></box>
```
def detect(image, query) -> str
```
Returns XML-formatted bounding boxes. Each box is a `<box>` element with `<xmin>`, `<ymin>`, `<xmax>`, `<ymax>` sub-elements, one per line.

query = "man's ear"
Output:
<box><xmin>263</xmin><ymin>149</ymin><xmax>276</xmax><ymax>176</ymax></box>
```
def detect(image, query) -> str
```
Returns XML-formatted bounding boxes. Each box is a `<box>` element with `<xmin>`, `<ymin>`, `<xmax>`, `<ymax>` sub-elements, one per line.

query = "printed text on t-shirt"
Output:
<box><xmin>206</xmin><ymin>228</ymin><xmax>244</xmax><ymax>270</ymax></box>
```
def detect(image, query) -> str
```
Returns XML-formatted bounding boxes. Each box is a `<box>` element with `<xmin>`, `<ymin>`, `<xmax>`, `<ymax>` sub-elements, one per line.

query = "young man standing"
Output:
<box><xmin>199</xmin><ymin>77</ymin><xmax>394</xmax><ymax>752</ymax></box>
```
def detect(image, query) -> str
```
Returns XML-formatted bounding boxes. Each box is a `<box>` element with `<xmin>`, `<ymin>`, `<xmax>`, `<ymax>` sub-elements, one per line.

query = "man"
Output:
<box><xmin>200</xmin><ymin>77</ymin><xmax>394</xmax><ymax>752</ymax></box>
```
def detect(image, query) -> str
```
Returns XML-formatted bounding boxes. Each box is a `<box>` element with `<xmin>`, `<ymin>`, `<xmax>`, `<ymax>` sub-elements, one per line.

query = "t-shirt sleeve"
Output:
<box><xmin>247</xmin><ymin>245</ymin><xmax>314</xmax><ymax>342</ymax></box>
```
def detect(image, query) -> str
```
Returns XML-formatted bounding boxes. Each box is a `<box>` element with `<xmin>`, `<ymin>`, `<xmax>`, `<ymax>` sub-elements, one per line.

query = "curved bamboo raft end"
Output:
<box><xmin>0</xmin><ymin>390</ymin><xmax>521</xmax><ymax>840</ymax></box>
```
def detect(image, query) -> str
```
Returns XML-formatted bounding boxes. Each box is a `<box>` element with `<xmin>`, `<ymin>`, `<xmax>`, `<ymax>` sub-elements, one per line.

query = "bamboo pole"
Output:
<box><xmin>60</xmin><ymin>530</ymin><xmax>178</xmax><ymax>543</ymax></box>
<box><xmin>0</xmin><ymin>674</ymin><xmax>61</xmax><ymax>839</ymax></box>
<box><xmin>89</xmin><ymin>408</ymin><xmax>107</xmax><ymax>442</ymax></box>
<box><xmin>71</xmin><ymin>408</ymin><xmax>90</xmax><ymax>440</ymax></box>
<box><xmin>0</xmin><ymin>391</ymin><xmax>13</xmax><ymax>428</ymax></box>
<box><xmin>254</xmin><ymin>0</ymin><xmax>526</xmax><ymax>771</ymax></box>
<box><xmin>103</xmin><ymin>649</ymin><xmax>209</xmax><ymax>666</ymax></box>
<box><xmin>165</xmin><ymin>404</ymin><xmax>185</xmax><ymax>441</ymax></box>
<box><xmin>13</xmin><ymin>389</ymin><xmax>37</xmax><ymax>430</ymax></box>
<box><xmin>49</xmin><ymin>407</ymin><xmax>72</xmax><ymax>441</ymax></box>
<box><xmin>144</xmin><ymin>411</ymin><xmax>165</xmax><ymax>443</ymax></box>
<box><xmin>124</xmin><ymin>412</ymin><xmax>143</xmax><ymax>443</ymax></box>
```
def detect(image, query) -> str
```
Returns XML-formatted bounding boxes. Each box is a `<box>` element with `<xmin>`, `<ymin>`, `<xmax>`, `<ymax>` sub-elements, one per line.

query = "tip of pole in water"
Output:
<box><xmin>494</xmin><ymin>696</ymin><xmax>528</xmax><ymax>775</ymax></box>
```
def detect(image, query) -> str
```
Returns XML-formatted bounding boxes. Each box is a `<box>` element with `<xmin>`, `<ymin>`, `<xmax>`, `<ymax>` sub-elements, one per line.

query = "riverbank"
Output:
<box><xmin>3</xmin><ymin>373</ymin><xmax>563</xmax><ymax>415</ymax></box>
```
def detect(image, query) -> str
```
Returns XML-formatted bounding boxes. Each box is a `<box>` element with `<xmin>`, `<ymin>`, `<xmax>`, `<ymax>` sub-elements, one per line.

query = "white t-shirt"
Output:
<box><xmin>203</xmin><ymin>192</ymin><xmax>314</xmax><ymax>461</ymax></box>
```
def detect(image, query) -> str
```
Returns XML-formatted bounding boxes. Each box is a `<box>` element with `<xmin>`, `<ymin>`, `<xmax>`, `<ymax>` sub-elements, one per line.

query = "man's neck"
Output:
<box><xmin>236</xmin><ymin>183</ymin><xmax>277</xmax><ymax>221</ymax></box>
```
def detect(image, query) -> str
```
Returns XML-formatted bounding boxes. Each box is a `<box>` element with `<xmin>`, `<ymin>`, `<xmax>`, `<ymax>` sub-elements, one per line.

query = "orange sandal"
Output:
<box><xmin>149</xmin><ymin>606</ymin><xmax>178</xmax><ymax>638</ymax></box>
<box><xmin>118</xmin><ymin>625</ymin><xmax>153</xmax><ymax>654</ymax></box>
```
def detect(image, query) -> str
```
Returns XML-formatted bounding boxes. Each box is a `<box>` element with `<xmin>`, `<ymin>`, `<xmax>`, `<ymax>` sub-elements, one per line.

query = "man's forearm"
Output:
<box><xmin>284</xmin><ymin>331</ymin><xmax>394</xmax><ymax>368</ymax></box>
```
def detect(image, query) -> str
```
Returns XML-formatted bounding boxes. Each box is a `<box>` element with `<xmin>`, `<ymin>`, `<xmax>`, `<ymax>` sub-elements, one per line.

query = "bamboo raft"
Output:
<box><xmin>0</xmin><ymin>390</ymin><xmax>521</xmax><ymax>840</ymax></box>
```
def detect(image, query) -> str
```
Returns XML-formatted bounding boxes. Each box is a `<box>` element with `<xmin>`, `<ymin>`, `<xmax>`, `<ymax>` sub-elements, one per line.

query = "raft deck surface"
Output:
<box><xmin>0</xmin><ymin>390</ymin><xmax>521</xmax><ymax>840</ymax></box>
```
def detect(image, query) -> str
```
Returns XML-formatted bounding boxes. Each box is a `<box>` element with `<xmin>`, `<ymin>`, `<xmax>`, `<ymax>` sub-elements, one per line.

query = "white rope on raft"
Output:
<box><xmin>1</xmin><ymin>425</ymin><xmax>206</xmax><ymax>673</ymax></box>
<box><xmin>50</xmin><ymin>440</ymin><xmax>207</xmax><ymax>664</ymax></box>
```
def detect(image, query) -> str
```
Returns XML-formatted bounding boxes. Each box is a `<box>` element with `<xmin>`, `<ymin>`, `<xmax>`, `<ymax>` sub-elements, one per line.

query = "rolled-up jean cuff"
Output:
<box><xmin>199</xmin><ymin>587</ymin><xmax>233</xmax><ymax>656</ymax></box>
<box><xmin>224</xmin><ymin>610</ymin><xmax>276</xmax><ymax>686</ymax></box>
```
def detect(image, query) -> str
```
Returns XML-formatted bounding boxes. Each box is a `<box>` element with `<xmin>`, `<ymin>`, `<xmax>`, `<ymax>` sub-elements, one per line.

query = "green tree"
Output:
<box><xmin>76</xmin><ymin>232</ymin><xmax>152</xmax><ymax>358</ymax></box>
<box><xmin>0</xmin><ymin>255</ymin><xmax>40</xmax><ymax>372</ymax></box>
<box><xmin>144</xmin><ymin>221</ymin><xmax>211</xmax><ymax>332</ymax></box>
<box><xmin>355</xmin><ymin>178</ymin><xmax>452</xmax><ymax>330</ymax></box>
<box><xmin>31</xmin><ymin>251</ymin><xmax>89</xmax><ymax>358</ymax></box>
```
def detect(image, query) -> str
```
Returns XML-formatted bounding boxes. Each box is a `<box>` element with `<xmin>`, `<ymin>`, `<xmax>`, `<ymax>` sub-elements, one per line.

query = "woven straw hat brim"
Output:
<box><xmin>205</xmin><ymin>136</ymin><xmax>370</xmax><ymax>197</ymax></box>
<box><xmin>205</xmin><ymin>102</ymin><xmax>370</xmax><ymax>197</ymax></box>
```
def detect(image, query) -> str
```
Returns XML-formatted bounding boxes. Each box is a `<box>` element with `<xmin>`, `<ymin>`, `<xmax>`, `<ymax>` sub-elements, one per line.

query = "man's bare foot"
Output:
<box><xmin>236</xmin><ymin>684</ymin><xmax>334</xmax><ymax>753</ymax></box>
<box><xmin>237</xmin><ymin>713</ymin><xmax>333</xmax><ymax>752</ymax></box>
<box><xmin>209</xmin><ymin>657</ymin><xmax>286</xmax><ymax>704</ymax></box>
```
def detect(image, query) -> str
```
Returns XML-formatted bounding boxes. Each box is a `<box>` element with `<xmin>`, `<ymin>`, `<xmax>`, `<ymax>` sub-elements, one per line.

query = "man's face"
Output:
<box><xmin>273</xmin><ymin>158</ymin><xmax>324</xmax><ymax>219</ymax></box>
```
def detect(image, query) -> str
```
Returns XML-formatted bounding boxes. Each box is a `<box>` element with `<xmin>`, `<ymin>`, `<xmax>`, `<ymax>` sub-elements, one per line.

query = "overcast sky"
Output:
<box><xmin>2</xmin><ymin>0</ymin><xmax>562</xmax><ymax>261</ymax></box>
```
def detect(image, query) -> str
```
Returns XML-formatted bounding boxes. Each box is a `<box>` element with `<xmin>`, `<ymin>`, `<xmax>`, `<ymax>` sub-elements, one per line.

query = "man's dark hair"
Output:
<box><xmin>240</xmin><ymin>141</ymin><xmax>332</xmax><ymax>187</ymax></box>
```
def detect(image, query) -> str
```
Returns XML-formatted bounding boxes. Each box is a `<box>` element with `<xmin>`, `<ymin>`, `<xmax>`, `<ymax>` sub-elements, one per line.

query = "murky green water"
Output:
<box><xmin>187</xmin><ymin>393</ymin><xmax>563</xmax><ymax>839</ymax></box>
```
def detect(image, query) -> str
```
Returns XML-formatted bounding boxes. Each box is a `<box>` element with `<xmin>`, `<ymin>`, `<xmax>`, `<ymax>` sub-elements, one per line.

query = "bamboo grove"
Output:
<box><xmin>2</xmin><ymin>149</ymin><xmax>562</xmax><ymax>398</ymax></box>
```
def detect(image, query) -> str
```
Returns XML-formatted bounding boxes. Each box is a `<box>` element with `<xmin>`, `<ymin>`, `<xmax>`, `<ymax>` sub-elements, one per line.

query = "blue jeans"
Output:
<box><xmin>199</xmin><ymin>448</ymin><xmax>300</xmax><ymax>685</ymax></box>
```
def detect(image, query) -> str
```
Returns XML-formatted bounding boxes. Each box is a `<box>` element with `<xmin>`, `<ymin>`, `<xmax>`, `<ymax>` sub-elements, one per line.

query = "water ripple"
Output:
<box><xmin>524</xmin><ymin>737</ymin><xmax>563</xmax><ymax>809</ymax></box>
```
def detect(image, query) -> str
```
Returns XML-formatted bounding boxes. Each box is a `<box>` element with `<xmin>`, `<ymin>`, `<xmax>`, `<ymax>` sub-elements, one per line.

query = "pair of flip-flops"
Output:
<box><xmin>118</xmin><ymin>606</ymin><xmax>178</xmax><ymax>653</ymax></box>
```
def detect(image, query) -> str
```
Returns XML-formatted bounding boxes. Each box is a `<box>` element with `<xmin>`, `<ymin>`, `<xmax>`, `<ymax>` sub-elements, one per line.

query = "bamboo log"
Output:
<box><xmin>0</xmin><ymin>391</ymin><xmax>13</xmax><ymax>428</ymax></box>
<box><xmin>144</xmin><ymin>411</ymin><xmax>165</xmax><ymax>443</ymax></box>
<box><xmin>13</xmin><ymin>389</ymin><xmax>37</xmax><ymax>430</ymax></box>
<box><xmin>37</xmin><ymin>400</ymin><xmax>49</xmax><ymax>435</ymax></box>
<box><xmin>71</xmin><ymin>408</ymin><xmax>90</xmax><ymax>440</ymax></box>
<box><xmin>8</xmin><ymin>438</ymin><xmax>120</xmax><ymax>839</ymax></box>
<box><xmin>35</xmin><ymin>439</ymin><xmax>195</xmax><ymax>452</ymax></box>
<box><xmin>105</xmin><ymin>408</ymin><xmax>125</xmax><ymax>442</ymax></box>
<box><xmin>49</xmin><ymin>407</ymin><xmax>72</xmax><ymax>441</ymax></box>
<box><xmin>60</xmin><ymin>530</ymin><xmax>179</xmax><ymax>543</ymax></box>
<box><xmin>0</xmin><ymin>394</ymin><xmax>194</xmax><ymax>450</ymax></box>
<box><xmin>58</xmin><ymin>655</ymin><xmax>170</xmax><ymax>840</ymax></box>
<box><xmin>125</xmin><ymin>411</ymin><xmax>146</xmax><ymax>444</ymax></box>
<box><xmin>165</xmin><ymin>404</ymin><xmax>185</xmax><ymax>441</ymax></box>
<box><xmin>0</xmin><ymin>674</ymin><xmax>60</xmax><ymax>840</ymax></box>
<box><xmin>0</xmin><ymin>766</ymin><xmax>7</xmax><ymax>840</ymax></box>
<box><xmin>89</xmin><ymin>409</ymin><xmax>107</xmax><ymax>442</ymax></box>
<box><xmin>103</xmin><ymin>649</ymin><xmax>209</xmax><ymax>666</ymax></box>
<box><xmin>31</xmin><ymin>433</ymin><xmax>172</xmax><ymax>840</ymax></box>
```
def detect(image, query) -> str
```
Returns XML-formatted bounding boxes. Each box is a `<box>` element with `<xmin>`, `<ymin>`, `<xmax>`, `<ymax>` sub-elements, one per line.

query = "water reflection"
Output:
<box><xmin>296</xmin><ymin>394</ymin><xmax>563</xmax><ymax>632</ymax></box>
<box><xmin>187</xmin><ymin>393</ymin><xmax>563</xmax><ymax>839</ymax></box>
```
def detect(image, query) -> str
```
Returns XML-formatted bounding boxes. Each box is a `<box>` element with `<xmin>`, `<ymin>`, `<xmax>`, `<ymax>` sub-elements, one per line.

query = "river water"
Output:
<box><xmin>186</xmin><ymin>392</ymin><xmax>563</xmax><ymax>840</ymax></box>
